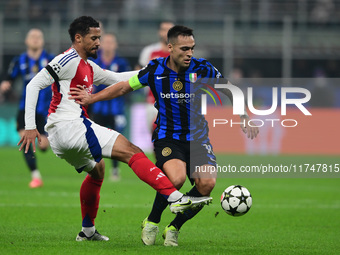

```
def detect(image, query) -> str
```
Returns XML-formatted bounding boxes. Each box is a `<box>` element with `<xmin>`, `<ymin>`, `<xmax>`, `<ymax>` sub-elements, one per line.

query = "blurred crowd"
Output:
<box><xmin>2</xmin><ymin>0</ymin><xmax>340</xmax><ymax>24</ymax></box>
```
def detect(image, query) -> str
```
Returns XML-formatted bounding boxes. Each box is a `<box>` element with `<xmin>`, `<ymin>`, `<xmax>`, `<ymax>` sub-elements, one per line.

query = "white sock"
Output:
<box><xmin>31</xmin><ymin>169</ymin><xmax>42</xmax><ymax>179</ymax></box>
<box><xmin>82</xmin><ymin>226</ymin><xmax>95</xmax><ymax>237</ymax></box>
<box><xmin>167</xmin><ymin>190</ymin><xmax>183</xmax><ymax>203</ymax></box>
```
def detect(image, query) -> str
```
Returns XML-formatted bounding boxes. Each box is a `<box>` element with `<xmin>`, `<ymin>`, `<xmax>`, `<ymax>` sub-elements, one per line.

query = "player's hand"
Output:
<box><xmin>240</xmin><ymin>115</ymin><xmax>259</xmax><ymax>139</ymax></box>
<box><xmin>68</xmin><ymin>85</ymin><xmax>92</xmax><ymax>105</ymax></box>
<box><xmin>0</xmin><ymin>81</ymin><xmax>11</xmax><ymax>93</ymax></box>
<box><xmin>18</xmin><ymin>129</ymin><xmax>41</xmax><ymax>153</ymax></box>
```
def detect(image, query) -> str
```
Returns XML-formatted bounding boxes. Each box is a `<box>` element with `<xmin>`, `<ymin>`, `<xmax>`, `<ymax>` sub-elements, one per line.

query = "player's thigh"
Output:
<box><xmin>154</xmin><ymin>139</ymin><xmax>187</xmax><ymax>188</ymax></box>
<box><xmin>110</xmin><ymin>134</ymin><xmax>142</xmax><ymax>163</ymax></box>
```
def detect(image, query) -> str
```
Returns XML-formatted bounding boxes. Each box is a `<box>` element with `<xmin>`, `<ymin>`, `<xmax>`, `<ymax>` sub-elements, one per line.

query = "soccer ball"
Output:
<box><xmin>220</xmin><ymin>185</ymin><xmax>252</xmax><ymax>216</ymax></box>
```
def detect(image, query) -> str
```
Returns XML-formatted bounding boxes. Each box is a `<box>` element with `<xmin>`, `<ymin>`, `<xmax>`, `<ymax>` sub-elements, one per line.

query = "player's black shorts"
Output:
<box><xmin>17</xmin><ymin>110</ymin><xmax>47</xmax><ymax>135</ymax></box>
<box><xmin>154</xmin><ymin>138</ymin><xmax>217</xmax><ymax>184</ymax></box>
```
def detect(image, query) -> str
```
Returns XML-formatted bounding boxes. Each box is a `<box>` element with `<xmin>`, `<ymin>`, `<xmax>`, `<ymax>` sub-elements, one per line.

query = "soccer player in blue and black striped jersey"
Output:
<box><xmin>0</xmin><ymin>28</ymin><xmax>54</xmax><ymax>188</ymax></box>
<box><xmin>69</xmin><ymin>25</ymin><xmax>259</xmax><ymax>246</ymax></box>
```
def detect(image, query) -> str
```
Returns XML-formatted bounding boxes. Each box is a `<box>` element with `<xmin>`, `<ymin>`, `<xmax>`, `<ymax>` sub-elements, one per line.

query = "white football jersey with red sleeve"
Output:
<box><xmin>39</xmin><ymin>48</ymin><xmax>137</xmax><ymax>129</ymax></box>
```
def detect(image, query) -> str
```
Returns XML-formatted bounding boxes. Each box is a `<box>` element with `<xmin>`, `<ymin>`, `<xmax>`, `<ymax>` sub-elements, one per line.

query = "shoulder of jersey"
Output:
<box><xmin>55</xmin><ymin>48</ymin><xmax>79</xmax><ymax>67</ymax></box>
<box><xmin>193</xmin><ymin>57</ymin><xmax>209</xmax><ymax>65</ymax></box>
<box><xmin>150</xmin><ymin>57</ymin><xmax>164</xmax><ymax>65</ymax></box>
<box><xmin>48</xmin><ymin>48</ymin><xmax>79</xmax><ymax>75</ymax></box>
<box><xmin>191</xmin><ymin>57</ymin><xmax>211</xmax><ymax>70</ymax></box>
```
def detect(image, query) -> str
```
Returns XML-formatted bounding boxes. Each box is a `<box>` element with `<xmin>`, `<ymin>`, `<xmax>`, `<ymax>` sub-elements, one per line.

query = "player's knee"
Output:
<box><xmin>171</xmin><ymin>174</ymin><xmax>186</xmax><ymax>190</ymax></box>
<box><xmin>112</xmin><ymin>136</ymin><xmax>143</xmax><ymax>163</ymax></box>
<box><xmin>39</xmin><ymin>146</ymin><xmax>48</xmax><ymax>152</ymax></box>
<box><xmin>198</xmin><ymin>178</ymin><xmax>216</xmax><ymax>195</ymax></box>
<box><xmin>39</xmin><ymin>136</ymin><xmax>49</xmax><ymax>152</ymax></box>
<box><xmin>89</xmin><ymin>160</ymin><xmax>105</xmax><ymax>179</ymax></box>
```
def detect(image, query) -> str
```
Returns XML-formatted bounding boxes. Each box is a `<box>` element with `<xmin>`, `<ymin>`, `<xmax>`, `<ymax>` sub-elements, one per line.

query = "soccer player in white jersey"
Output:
<box><xmin>18</xmin><ymin>16</ymin><xmax>212</xmax><ymax>242</ymax></box>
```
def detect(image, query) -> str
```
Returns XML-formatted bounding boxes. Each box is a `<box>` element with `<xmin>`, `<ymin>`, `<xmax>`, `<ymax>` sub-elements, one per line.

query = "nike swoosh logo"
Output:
<box><xmin>156</xmin><ymin>76</ymin><xmax>167</xmax><ymax>80</ymax></box>
<box><xmin>175</xmin><ymin>200</ymin><xmax>192</xmax><ymax>206</ymax></box>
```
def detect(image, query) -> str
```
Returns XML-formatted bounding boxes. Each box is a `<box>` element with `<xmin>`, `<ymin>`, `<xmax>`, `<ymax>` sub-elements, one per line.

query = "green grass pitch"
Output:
<box><xmin>0</xmin><ymin>147</ymin><xmax>339</xmax><ymax>255</ymax></box>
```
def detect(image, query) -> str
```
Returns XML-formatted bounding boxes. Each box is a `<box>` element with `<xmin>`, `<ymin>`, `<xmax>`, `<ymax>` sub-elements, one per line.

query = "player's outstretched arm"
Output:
<box><xmin>18</xmin><ymin>129</ymin><xmax>41</xmax><ymax>153</ymax></box>
<box><xmin>68</xmin><ymin>80</ymin><xmax>133</xmax><ymax>106</ymax></box>
<box><xmin>19</xmin><ymin>68</ymin><xmax>52</xmax><ymax>153</ymax></box>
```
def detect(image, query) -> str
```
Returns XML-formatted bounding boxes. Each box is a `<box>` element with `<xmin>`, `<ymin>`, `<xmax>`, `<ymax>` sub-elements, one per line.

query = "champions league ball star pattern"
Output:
<box><xmin>221</xmin><ymin>185</ymin><xmax>252</xmax><ymax>216</ymax></box>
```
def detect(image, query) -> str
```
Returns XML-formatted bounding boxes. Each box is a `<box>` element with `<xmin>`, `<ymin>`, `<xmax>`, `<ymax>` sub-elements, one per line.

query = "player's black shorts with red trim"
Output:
<box><xmin>17</xmin><ymin>110</ymin><xmax>47</xmax><ymax>134</ymax></box>
<box><xmin>154</xmin><ymin>138</ymin><xmax>216</xmax><ymax>184</ymax></box>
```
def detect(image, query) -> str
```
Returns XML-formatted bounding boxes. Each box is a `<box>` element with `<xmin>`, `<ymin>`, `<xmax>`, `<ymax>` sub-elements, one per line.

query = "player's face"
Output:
<box><xmin>169</xmin><ymin>35</ymin><xmax>195</xmax><ymax>71</ymax></box>
<box><xmin>82</xmin><ymin>27</ymin><xmax>101</xmax><ymax>59</ymax></box>
<box><xmin>25</xmin><ymin>29</ymin><xmax>44</xmax><ymax>51</ymax></box>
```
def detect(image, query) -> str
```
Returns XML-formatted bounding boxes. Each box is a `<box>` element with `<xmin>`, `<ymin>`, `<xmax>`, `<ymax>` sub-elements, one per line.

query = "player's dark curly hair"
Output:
<box><xmin>167</xmin><ymin>25</ymin><xmax>194</xmax><ymax>44</ymax></box>
<box><xmin>68</xmin><ymin>16</ymin><xmax>100</xmax><ymax>42</ymax></box>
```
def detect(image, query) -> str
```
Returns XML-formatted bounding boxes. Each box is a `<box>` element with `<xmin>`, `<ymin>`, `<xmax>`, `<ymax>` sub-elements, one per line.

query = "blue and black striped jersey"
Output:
<box><xmin>7</xmin><ymin>50</ymin><xmax>54</xmax><ymax>115</ymax></box>
<box><xmin>135</xmin><ymin>56</ymin><xmax>223</xmax><ymax>143</ymax></box>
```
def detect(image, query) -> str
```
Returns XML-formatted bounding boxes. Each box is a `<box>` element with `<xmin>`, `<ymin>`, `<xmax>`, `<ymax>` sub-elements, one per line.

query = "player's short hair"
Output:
<box><xmin>167</xmin><ymin>25</ymin><xmax>194</xmax><ymax>44</ymax></box>
<box><xmin>68</xmin><ymin>16</ymin><xmax>100</xmax><ymax>42</ymax></box>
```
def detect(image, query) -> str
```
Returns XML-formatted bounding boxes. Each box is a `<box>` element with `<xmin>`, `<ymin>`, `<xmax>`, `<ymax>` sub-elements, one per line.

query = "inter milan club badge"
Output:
<box><xmin>162</xmin><ymin>147</ymin><xmax>172</xmax><ymax>157</ymax></box>
<box><xmin>172</xmin><ymin>79</ymin><xmax>183</xmax><ymax>91</ymax></box>
<box><xmin>189</xmin><ymin>73</ymin><xmax>197</xmax><ymax>83</ymax></box>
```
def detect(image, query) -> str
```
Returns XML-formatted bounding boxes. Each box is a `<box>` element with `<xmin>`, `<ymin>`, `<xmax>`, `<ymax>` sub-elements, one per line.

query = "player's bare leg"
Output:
<box><xmin>111</xmin><ymin>134</ymin><xmax>212</xmax><ymax>212</ymax></box>
<box><xmin>110</xmin><ymin>134</ymin><xmax>182</xmax><ymax>200</ymax></box>
<box><xmin>192</xmin><ymin>164</ymin><xmax>217</xmax><ymax>196</ymax></box>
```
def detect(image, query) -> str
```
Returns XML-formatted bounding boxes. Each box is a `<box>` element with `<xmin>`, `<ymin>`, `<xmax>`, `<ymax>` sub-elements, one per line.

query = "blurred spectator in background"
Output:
<box><xmin>137</xmin><ymin>21</ymin><xmax>174</xmax><ymax>68</ymax></box>
<box><xmin>309</xmin><ymin>68</ymin><xmax>335</xmax><ymax>107</ymax></box>
<box><xmin>137</xmin><ymin>21</ymin><xmax>174</xmax><ymax>139</ymax></box>
<box><xmin>0</xmin><ymin>28</ymin><xmax>54</xmax><ymax>188</ymax></box>
<box><xmin>90</xmin><ymin>33</ymin><xmax>131</xmax><ymax>181</ymax></box>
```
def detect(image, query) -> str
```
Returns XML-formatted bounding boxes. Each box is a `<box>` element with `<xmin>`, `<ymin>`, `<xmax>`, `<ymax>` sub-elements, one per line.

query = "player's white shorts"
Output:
<box><xmin>45</xmin><ymin>118</ymin><xmax>120</xmax><ymax>173</ymax></box>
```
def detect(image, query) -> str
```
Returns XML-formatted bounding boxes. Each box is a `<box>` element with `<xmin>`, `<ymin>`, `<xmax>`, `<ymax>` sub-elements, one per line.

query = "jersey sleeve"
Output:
<box><xmin>198</xmin><ymin>59</ymin><xmax>225</xmax><ymax>86</ymax></box>
<box><xmin>25</xmin><ymin>68</ymin><xmax>55</xmax><ymax>130</ymax></box>
<box><xmin>90</xmin><ymin>60</ymin><xmax>138</xmax><ymax>86</ymax></box>
<box><xmin>128</xmin><ymin>62</ymin><xmax>153</xmax><ymax>90</ymax></box>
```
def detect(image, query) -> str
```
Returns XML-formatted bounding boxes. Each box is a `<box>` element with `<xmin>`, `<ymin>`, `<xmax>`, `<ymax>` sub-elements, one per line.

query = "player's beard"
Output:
<box><xmin>87</xmin><ymin>47</ymin><xmax>98</xmax><ymax>59</ymax></box>
<box><xmin>88</xmin><ymin>51</ymin><xmax>98</xmax><ymax>59</ymax></box>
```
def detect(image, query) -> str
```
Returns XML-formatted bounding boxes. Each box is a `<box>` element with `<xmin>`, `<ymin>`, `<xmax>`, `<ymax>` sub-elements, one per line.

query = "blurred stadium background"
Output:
<box><xmin>0</xmin><ymin>2</ymin><xmax>339</xmax><ymax>254</ymax></box>
<box><xmin>0</xmin><ymin>0</ymin><xmax>339</xmax><ymax>153</ymax></box>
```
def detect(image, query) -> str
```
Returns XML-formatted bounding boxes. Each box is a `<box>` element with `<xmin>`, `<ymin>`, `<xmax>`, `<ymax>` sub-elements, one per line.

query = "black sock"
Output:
<box><xmin>147</xmin><ymin>192</ymin><xmax>169</xmax><ymax>223</ymax></box>
<box><xmin>170</xmin><ymin>186</ymin><xmax>204</xmax><ymax>230</ymax></box>
<box><xmin>23</xmin><ymin>145</ymin><xmax>37</xmax><ymax>172</ymax></box>
<box><xmin>112</xmin><ymin>159</ymin><xmax>118</xmax><ymax>169</ymax></box>
<box><xmin>186</xmin><ymin>185</ymin><xmax>202</xmax><ymax>197</ymax></box>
